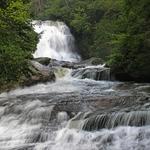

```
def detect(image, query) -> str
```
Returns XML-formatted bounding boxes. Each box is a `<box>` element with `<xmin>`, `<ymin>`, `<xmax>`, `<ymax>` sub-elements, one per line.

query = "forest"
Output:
<box><xmin>32</xmin><ymin>0</ymin><xmax>150</xmax><ymax>82</ymax></box>
<box><xmin>0</xmin><ymin>0</ymin><xmax>150</xmax><ymax>90</ymax></box>
<box><xmin>0</xmin><ymin>0</ymin><xmax>38</xmax><ymax>90</ymax></box>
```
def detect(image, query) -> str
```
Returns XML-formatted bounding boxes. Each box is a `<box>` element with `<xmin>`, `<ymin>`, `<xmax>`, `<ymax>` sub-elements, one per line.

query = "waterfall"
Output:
<box><xmin>82</xmin><ymin>111</ymin><xmax>150</xmax><ymax>131</ymax></box>
<box><xmin>32</xmin><ymin>20</ymin><xmax>80</xmax><ymax>62</ymax></box>
<box><xmin>0</xmin><ymin>20</ymin><xmax>150</xmax><ymax>150</ymax></box>
<box><xmin>71</xmin><ymin>65</ymin><xmax>114</xmax><ymax>81</ymax></box>
<box><xmin>67</xmin><ymin>111</ymin><xmax>150</xmax><ymax>131</ymax></box>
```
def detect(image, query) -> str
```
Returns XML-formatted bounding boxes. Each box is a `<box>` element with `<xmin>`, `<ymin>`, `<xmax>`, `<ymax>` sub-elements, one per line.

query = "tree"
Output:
<box><xmin>31</xmin><ymin>0</ymin><xmax>150</xmax><ymax>81</ymax></box>
<box><xmin>0</xmin><ymin>0</ymin><xmax>38</xmax><ymax>87</ymax></box>
<box><xmin>109</xmin><ymin>0</ymin><xmax>150</xmax><ymax>81</ymax></box>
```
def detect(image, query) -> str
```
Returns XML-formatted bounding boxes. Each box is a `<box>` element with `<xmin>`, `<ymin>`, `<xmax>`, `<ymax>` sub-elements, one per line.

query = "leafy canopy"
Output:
<box><xmin>0</xmin><ymin>0</ymin><xmax>38</xmax><ymax>86</ymax></box>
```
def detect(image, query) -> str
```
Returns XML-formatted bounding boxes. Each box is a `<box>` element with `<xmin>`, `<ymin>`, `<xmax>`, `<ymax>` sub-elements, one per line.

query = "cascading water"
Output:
<box><xmin>32</xmin><ymin>20</ymin><xmax>80</xmax><ymax>62</ymax></box>
<box><xmin>0</xmin><ymin>21</ymin><xmax>150</xmax><ymax>150</ymax></box>
<box><xmin>67</xmin><ymin>111</ymin><xmax>150</xmax><ymax>131</ymax></box>
<box><xmin>0</xmin><ymin>79</ymin><xmax>150</xmax><ymax>150</ymax></box>
<box><xmin>71</xmin><ymin>65</ymin><xmax>113</xmax><ymax>81</ymax></box>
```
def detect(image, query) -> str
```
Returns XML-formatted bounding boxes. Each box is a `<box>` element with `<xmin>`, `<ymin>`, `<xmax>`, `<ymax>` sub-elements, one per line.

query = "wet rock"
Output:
<box><xmin>71</xmin><ymin>57</ymin><xmax>104</xmax><ymax>69</ymax></box>
<box><xmin>72</xmin><ymin>67</ymin><xmax>115</xmax><ymax>81</ymax></box>
<box><xmin>44</xmin><ymin>58</ymin><xmax>116</xmax><ymax>81</ymax></box>
<box><xmin>49</xmin><ymin>59</ymin><xmax>76</xmax><ymax>69</ymax></box>
<box><xmin>81</xmin><ymin>110</ymin><xmax>150</xmax><ymax>131</ymax></box>
<box><xmin>21</xmin><ymin>60</ymin><xmax>55</xmax><ymax>86</ymax></box>
<box><xmin>33</xmin><ymin>57</ymin><xmax>104</xmax><ymax>70</ymax></box>
<box><xmin>34</xmin><ymin>57</ymin><xmax>51</xmax><ymax>66</ymax></box>
<box><xmin>144</xmin><ymin>103</ymin><xmax>150</xmax><ymax>108</ymax></box>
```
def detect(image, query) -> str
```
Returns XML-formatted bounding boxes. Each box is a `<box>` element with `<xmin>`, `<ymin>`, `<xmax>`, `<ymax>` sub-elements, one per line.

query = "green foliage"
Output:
<box><xmin>32</xmin><ymin>0</ymin><xmax>123</xmax><ymax>59</ymax></box>
<box><xmin>108</xmin><ymin>0</ymin><xmax>150</xmax><ymax>81</ymax></box>
<box><xmin>0</xmin><ymin>0</ymin><xmax>38</xmax><ymax>87</ymax></box>
<box><xmin>34</xmin><ymin>0</ymin><xmax>150</xmax><ymax>81</ymax></box>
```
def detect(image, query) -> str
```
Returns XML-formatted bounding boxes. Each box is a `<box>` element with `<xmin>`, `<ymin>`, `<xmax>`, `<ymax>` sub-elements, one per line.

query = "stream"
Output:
<box><xmin>0</xmin><ymin>21</ymin><xmax>150</xmax><ymax>150</ymax></box>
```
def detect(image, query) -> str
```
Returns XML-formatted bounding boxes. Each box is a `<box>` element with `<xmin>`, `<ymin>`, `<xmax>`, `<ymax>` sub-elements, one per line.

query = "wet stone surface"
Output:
<box><xmin>0</xmin><ymin>76</ymin><xmax>150</xmax><ymax>149</ymax></box>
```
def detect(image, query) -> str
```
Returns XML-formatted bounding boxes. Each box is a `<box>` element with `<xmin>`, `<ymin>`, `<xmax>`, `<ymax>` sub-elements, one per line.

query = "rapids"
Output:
<box><xmin>0</xmin><ymin>21</ymin><xmax>150</xmax><ymax>150</ymax></box>
<box><xmin>0</xmin><ymin>73</ymin><xmax>150</xmax><ymax>150</ymax></box>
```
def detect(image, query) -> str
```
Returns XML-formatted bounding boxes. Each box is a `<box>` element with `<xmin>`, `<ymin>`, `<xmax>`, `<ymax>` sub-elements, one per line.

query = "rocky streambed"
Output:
<box><xmin>0</xmin><ymin>57</ymin><xmax>150</xmax><ymax>150</ymax></box>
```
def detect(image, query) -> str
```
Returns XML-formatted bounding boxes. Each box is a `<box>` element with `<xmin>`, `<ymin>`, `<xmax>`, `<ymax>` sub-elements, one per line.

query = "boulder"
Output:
<box><xmin>34</xmin><ymin>57</ymin><xmax>51</xmax><ymax>66</ymax></box>
<box><xmin>49</xmin><ymin>59</ymin><xmax>76</xmax><ymax>69</ymax></box>
<box><xmin>21</xmin><ymin>60</ymin><xmax>55</xmax><ymax>86</ymax></box>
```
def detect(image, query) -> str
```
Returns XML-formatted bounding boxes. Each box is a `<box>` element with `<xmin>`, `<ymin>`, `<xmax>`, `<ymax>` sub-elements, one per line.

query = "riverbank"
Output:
<box><xmin>0</xmin><ymin>59</ymin><xmax>56</xmax><ymax>93</ymax></box>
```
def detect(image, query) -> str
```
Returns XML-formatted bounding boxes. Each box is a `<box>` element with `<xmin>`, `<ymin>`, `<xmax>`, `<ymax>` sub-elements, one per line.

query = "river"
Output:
<box><xmin>0</xmin><ymin>21</ymin><xmax>150</xmax><ymax>150</ymax></box>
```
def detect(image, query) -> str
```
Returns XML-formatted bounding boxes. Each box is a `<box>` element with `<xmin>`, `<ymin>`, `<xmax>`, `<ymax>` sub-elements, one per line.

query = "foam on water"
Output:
<box><xmin>34</xmin><ymin>126</ymin><xmax>150</xmax><ymax>150</ymax></box>
<box><xmin>0</xmin><ymin>76</ymin><xmax>149</xmax><ymax>150</ymax></box>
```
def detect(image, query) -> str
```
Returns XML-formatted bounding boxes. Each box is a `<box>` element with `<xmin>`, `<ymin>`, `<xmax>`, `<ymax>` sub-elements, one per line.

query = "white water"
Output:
<box><xmin>33</xmin><ymin>21</ymin><xmax>80</xmax><ymax>62</ymax></box>
<box><xmin>39</xmin><ymin>126</ymin><xmax>150</xmax><ymax>150</ymax></box>
<box><xmin>0</xmin><ymin>21</ymin><xmax>150</xmax><ymax>150</ymax></box>
<box><xmin>0</xmin><ymin>74</ymin><xmax>150</xmax><ymax>149</ymax></box>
